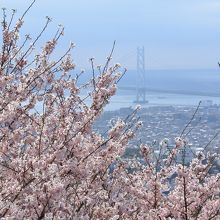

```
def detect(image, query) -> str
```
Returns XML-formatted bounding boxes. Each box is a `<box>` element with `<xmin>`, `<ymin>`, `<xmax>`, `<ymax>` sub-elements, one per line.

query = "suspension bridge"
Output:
<box><xmin>118</xmin><ymin>46</ymin><xmax>220</xmax><ymax>103</ymax></box>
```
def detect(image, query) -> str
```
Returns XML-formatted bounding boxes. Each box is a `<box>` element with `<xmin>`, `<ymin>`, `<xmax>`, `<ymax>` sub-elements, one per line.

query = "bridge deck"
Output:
<box><xmin>119</xmin><ymin>86</ymin><xmax>220</xmax><ymax>98</ymax></box>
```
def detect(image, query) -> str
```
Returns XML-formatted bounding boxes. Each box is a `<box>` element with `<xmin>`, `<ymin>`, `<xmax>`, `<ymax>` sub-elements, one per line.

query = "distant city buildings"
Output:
<box><xmin>95</xmin><ymin>105</ymin><xmax>220</xmax><ymax>156</ymax></box>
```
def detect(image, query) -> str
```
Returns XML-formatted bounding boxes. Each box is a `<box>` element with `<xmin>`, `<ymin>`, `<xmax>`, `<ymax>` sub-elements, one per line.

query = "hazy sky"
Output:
<box><xmin>1</xmin><ymin>0</ymin><xmax>220</xmax><ymax>70</ymax></box>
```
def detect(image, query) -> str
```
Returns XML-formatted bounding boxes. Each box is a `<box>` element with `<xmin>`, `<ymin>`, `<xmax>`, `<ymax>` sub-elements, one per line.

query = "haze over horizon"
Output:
<box><xmin>1</xmin><ymin>0</ymin><xmax>220</xmax><ymax>70</ymax></box>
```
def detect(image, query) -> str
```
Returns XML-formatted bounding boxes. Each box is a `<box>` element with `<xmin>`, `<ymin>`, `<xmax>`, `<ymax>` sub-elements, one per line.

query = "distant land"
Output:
<box><xmin>77</xmin><ymin>68</ymin><xmax>220</xmax><ymax>95</ymax></box>
<box><xmin>76</xmin><ymin>68</ymin><xmax>220</xmax><ymax>110</ymax></box>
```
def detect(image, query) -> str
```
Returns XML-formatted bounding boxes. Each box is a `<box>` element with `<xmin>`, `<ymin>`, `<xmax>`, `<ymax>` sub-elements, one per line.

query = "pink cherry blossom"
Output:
<box><xmin>0</xmin><ymin>3</ymin><xmax>219</xmax><ymax>220</ymax></box>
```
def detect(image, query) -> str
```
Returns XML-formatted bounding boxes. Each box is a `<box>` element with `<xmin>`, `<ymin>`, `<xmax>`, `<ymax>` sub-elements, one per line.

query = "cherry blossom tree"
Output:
<box><xmin>0</xmin><ymin>2</ymin><xmax>219</xmax><ymax>219</ymax></box>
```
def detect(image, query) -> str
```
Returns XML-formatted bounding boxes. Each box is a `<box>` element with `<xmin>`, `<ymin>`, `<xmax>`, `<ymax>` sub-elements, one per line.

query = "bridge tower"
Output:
<box><xmin>135</xmin><ymin>46</ymin><xmax>148</xmax><ymax>103</ymax></box>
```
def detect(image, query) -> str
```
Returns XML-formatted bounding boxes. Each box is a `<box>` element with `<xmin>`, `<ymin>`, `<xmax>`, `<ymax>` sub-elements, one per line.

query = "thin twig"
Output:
<box><xmin>203</xmin><ymin>130</ymin><xmax>220</xmax><ymax>152</ymax></box>
<box><xmin>20</xmin><ymin>0</ymin><xmax>36</xmax><ymax>21</ymax></box>
<box><xmin>90</xmin><ymin>58</ymin><xmax>96</xmax><ymax>90</ymax></box>
<box><xmin>102</xmin><ymin>40</ymin><xmax>116</xmax><ymax>73</ymax></box>
<box><xmin>180</xmin><ymin>101</ymin><xmax>201</xmax><ymax>137</ymax></box>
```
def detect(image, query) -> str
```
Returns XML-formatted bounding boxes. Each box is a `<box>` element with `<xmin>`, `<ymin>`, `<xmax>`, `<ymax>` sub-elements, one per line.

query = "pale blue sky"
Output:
<box><xmin>1</xmin><ymin>0</ymin><xmax>220</xmax><ymax>70</ymax></box>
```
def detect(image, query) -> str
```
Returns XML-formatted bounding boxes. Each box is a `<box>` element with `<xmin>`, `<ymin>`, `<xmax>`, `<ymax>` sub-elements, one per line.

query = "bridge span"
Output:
<box><xmin>118</xmin><ymin>86</ymin><xmax>220</xmax><ymax>98</ymax></box>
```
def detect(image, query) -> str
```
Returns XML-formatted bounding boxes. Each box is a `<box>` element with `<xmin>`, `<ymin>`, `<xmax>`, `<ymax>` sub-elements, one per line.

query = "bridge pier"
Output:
<box><xmin>135</xmin><ymin>88</ymin><xmax>148</xmax><ymax>104</ymax></box>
